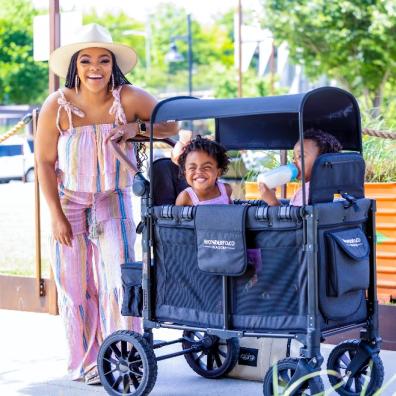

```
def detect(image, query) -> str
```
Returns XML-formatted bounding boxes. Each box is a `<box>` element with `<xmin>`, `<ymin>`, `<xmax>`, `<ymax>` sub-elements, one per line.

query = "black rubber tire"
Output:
<box><xmin>98</xmin><ymin>330</ymin><xmax>157</xmax><ymax>396</ymax></box>
<box><xmin>263</xmin><ymin>357</ymin><xmax>324</xmax><ymax>396</ymax></box>
<box><xmin>182</xmin><ymin>330</ymin><xmax>239</xmax><ymax>379</ymax></box>
<box><xmin>327</xmin><ymin>339</ymin><xmax>384</xmax><ymax>396</ymax></box>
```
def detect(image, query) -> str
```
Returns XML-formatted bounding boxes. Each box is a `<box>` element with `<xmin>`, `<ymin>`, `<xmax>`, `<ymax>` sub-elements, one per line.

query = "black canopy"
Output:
<box><xmin>151</xmin><ymin>86</ymin><xmax>362</xmax><ymax>152</ymax></box>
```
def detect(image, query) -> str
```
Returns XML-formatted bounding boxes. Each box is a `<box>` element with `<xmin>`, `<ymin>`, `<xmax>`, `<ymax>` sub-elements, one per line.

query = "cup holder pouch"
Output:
<box><xmin>325</xmin><ymin>227</ymin><xmax>370</xmax><ymax>297</ymax></box>
<box><xmin>121</xmin><ymin>262</ymin><xmax>143</xmax><ymax>317</ymax></box>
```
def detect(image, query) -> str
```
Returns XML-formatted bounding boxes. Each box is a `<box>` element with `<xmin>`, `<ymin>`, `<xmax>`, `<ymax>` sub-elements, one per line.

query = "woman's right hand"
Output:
<box><xmin>52</xmin><ymin>213</ymin><xmax>73</xmax><ymax>247</ymax></box>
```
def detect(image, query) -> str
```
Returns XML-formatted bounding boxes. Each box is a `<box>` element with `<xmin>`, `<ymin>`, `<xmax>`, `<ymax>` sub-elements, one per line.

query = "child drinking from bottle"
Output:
<box><xmin>175</xmin><ymin>135</ymin><xmax>232</xmax><ymax>206</ymax></box>
<box><xmin>259</xmin><ymin>129</ymin><xmax>342</xmax><ymax>206</ymax></box>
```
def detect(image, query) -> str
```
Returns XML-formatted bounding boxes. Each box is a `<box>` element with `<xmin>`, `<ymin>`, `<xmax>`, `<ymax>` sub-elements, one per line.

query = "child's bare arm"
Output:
<box><xmin>225</xmin><ymin>183</ymin><xmax>233</xmax><ymax>203</ymax></box>
<box><xmin>175</xmin><ymin>190</ymin><xmax>193</xmax><ymax>206</ymax></box>
<box><xmin>258</xmin><ymin>182</ymin><xmax>280</xmax><ymax>206</ymax></box>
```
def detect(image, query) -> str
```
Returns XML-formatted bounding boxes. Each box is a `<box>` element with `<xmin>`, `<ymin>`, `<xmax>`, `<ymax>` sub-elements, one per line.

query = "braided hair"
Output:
<box><xmin>64</xmin><ymin>50</ymin><xmax>148</xmax><ymax>171</ymax></box>
<box><xmin>303</xmin><ymin>129</ymin><xmax>342</xmax><ymax>154</ymax></box>
<box><xmin>178</xmin><ymin>135</ymin><xmax>229</xmax><ymax>177</ymax></box>
<box><xmin>64</xmin><ymin>51</ymin><xmax>130</xmax><ymax>90</ymax></box>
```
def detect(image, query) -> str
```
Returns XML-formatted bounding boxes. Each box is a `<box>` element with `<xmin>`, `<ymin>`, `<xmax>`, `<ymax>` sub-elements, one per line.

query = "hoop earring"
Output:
<box><xmin>110</xmin><ymin>74</ymin><xmax>115</xmax><ymax>92</ymax></box>
<box><xmin>75</xmin><ymin>75</ymin><xmax>80</xmax><ymax>95</ymax></box>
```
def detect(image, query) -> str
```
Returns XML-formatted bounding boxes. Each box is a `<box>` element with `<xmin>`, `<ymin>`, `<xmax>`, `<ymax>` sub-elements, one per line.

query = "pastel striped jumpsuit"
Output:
<box><xmin>52</xmin><ymin>86</ymin><xmax>141</xmax><ymax>380</ymax></box>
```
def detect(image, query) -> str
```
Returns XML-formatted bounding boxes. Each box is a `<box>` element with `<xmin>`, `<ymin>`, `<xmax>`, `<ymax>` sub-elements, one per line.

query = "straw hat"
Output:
<box><xmin>49</xmin><ymin>23</ymin><xmax>138</xmax><ymax>79</ymax></box>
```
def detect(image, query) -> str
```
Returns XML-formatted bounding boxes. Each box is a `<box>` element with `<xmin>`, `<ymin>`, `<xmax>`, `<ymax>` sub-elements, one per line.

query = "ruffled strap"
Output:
<box><xmin>56</xmin><ymin>89</ymin><xmax>85</xmax><ymax>134</ymax></box>
<box><xmin>109</xmin><ymin>86</ymin><xmax>127</xmax><ymax>126</ymax></box>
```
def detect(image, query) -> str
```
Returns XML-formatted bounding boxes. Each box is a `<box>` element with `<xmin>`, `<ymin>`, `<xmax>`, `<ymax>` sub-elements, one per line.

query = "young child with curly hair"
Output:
<box><xmin>175</xmin><ymin>135</ymin><xmax>232</xmax><ymax>206</ymax></box>
<box><xmin>259</xmin><ymin>129</ymin><xmax>343</xmax><ymax>206</ymax></box>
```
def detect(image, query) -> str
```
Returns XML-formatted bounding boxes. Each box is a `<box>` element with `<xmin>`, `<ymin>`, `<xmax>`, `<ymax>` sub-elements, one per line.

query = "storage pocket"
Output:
<box><xmin>121</xmin><ymin>262</ymin><xmax>143</xmax><ymax>317</ymax></box>
<box><xmin>325</xmin><ymin>227</ymin><xmax>370</xmax><ymax>297</ymax></box>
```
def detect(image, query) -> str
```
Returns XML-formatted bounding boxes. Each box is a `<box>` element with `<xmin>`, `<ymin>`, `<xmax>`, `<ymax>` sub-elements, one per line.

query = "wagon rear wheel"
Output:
<box><xmin>98</xmin><ymin>330</ymin><xmax>157</xmax><ymax>396</ymax></box>
<box><xmin>182</xmin><ymin>330</ymin><xmax>239</xmax><ymax>379</ymax></box>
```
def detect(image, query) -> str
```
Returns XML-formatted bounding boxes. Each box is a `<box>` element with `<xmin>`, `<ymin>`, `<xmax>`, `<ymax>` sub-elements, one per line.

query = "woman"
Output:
<box><xmin>35</xmin><ymin>23</ymin><xmax>178</xmax><ymax>384</ymax></box>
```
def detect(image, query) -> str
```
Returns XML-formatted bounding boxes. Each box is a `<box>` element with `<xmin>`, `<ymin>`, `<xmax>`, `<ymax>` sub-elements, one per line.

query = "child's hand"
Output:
<box><xmin>258</xmin><ymin>182</ymin><xmax>280</xmax><ymax>206</ymax></box>
<box><xmin>171</xmin><ymin>129</ymin><xmax>192</xmax><ymax>165</ymax></box>
<box><xmin>178</xmin><ymin>129</ymin><xmax>192</xmax><ymax>144</ymax></box>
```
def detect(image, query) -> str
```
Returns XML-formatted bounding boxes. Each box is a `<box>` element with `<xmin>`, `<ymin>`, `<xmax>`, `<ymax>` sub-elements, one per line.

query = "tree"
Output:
<box><xmin>0</xmin><ymin>0</ymin><xmax>48</xmax><ymax>104</ymax></box>
<box><xmin>262</xmin><ymin>0</ymin><xmax>396</xmax><ymax>114</ymax></box>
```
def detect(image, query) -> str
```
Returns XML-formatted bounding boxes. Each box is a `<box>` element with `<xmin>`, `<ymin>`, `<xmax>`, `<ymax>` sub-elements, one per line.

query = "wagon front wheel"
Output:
<box><xmin>327</xmin><ymin>339</ymin><xmax>384</xmax><ymax>396</ymax></box>
<box><xmin>263</xmin><ymin>357</ymin><xmax>324</xmax><ymax>395</ymax></box>
<box><xmin>182</xmin><ymin>330</ymin><xmax>239</xmax><ymax>379</ymax></box>
<box><xmin>98</xmin><ymin>330</ymin><xmax>157</xmax><ymax>396</ymax></box>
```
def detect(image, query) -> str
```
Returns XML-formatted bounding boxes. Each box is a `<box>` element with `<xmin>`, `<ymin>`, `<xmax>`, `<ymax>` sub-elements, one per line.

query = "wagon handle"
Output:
<box><xmin>109</xmin><ymin>139</ymin><xmax>139</xmax><ymax>175</ymax></box>
<box><xmin>109</xmin><ymin>135</ymin><xmax>176</xmax><ymax>176</ymax></box>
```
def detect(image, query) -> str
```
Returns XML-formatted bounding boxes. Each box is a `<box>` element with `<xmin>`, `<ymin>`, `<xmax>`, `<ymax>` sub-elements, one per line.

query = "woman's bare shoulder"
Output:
<box><xmin>120</xmin><ymin>84</ymin><xmax>156</xmax><ymax>102</ymax></box>
<box><xmin>120</xmin><ymin>84</ymin><xmax>157</xmax><ymax>121</ymax></box>
<box><xmin>39</xmin><ymin>91</ymin><xmax>63</xmax><ymax>119</ymax></box>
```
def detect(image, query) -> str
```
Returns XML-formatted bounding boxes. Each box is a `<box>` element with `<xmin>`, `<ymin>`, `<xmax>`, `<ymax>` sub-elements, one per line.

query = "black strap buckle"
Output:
<box><xmin>161</xmin><ymin>205</ymin><xmax>174</xmax><ymax>218</ymax></box>
<box><xmin>181</xmin><ymin>206</ymin><xmax>193</xmax><ymax>220</ymax></box>
<box><xmin>255</xmin><ymin>205</ymin><xmax>269</xmax><ymax>221</ymax></box>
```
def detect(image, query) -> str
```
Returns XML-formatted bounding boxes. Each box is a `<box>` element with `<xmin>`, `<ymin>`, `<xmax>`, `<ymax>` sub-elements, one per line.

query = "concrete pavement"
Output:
<box><xmin>1</xmin><ymin>309</ymin><xmax>395</xmax><ymax>395</ymax></box>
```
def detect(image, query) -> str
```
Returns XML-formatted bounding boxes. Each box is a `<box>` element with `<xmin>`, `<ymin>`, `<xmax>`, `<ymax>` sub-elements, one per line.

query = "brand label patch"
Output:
<box><xmin>203</xmin><ymin>239</ymin><xmax>236</xmax><ymax>250</ymax></box>
<box><xmin>238</xmin><ymin>347</ymin><xmax>258</xmax><ymax>367</ymax></box>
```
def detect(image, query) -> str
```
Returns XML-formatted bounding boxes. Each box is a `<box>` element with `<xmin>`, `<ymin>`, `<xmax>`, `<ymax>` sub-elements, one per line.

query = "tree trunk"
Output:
<box><xmin>370</xmin><ymin>70</ymin><xmax>390</xmax><ymax>118</ymax></box>
<box><xmin>370</xmin><ymin>94</ymin><xmax>382</xmax><ymax>119</ymax></box>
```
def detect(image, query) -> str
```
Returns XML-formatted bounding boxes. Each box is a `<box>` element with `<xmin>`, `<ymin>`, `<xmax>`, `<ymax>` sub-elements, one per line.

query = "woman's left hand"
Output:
<box><xmin>105</xmin><ymin>123</ymin><xmax>139</xmax><ymax>144</ymax></box>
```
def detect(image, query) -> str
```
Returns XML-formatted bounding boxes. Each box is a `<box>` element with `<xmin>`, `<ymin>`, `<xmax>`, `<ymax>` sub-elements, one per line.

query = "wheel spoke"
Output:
<box><xmin>104</xmin><ymin>356</ymin><xmax>119</xmax><ymax>365</ymax></box>
<box><xmin>217</xmin><ymin>345</ymin><xmax>228</xmax><ymax>358</ymax></box>
<box><xmin>104</xmin><ymin>367</ymin><xmax>118</xmax><ymax>376</ymax></box>
<box><xmin>340</xmin><ymin>354</ymin><xmax>351</xmax><ymax>368</ymax></box>
<box><xmin>128</xmin><ymin>347</ymin><xmax>137</xmax><ymax>361</ymax></box>
<box><xmin>122</xmin><ymin>374</ymin><xmax>130</xmax><ymax>393</ymax></box>
<box><xmin>345</xmin><ymin>375</ymin><xmax>354</xmax><ymax>391</ymax></box>
<box><xmin>130</xmin><ymin>368</ymin><xmax>143</xmax><ymax>377</ymax></box>
<box><xmin>279</xmin><ymin>370</ymin><xmax>291</xmax><ymax>386</ymax></box>
<box><xmin>214</xmin><ymin>351</ymin><xmax>223</xmax><ymax>368</ymax></box>
<box><xmin>355</xmin><ymin>375</ymin><xmax>363</xmax><ymax>392</ymax></box>
<box><xmin>207</xmin><ymin>351</ymin><xmax>214</xmax><ymax>370</ymax></box>
<box><xmin>121</xmin><ymin>340</ymin><xmax>128</xmax><ymax>358</ymax></box>
<box><xmin>129</xmin><ymin>372</ymin><xmax>141</xmax><ymax>389</ymax></box>
<box><xmin>112</xmin><ymin>375</ymin><xmax>123</xmax><ymax>390</ymax></box>
<box><xmin>194</xmin><ymin>352</ymin><xmax>204</xmax><ymax>362</ymax></box>
<box><xmin>129</xmin><ymin>358</ymin><xmax>142</xmax><ymax>365</ymax></box>
<box><xmin>111</xmin><ymin>343</ymin><xmax>122</xmax><ymax>358</ymax></box>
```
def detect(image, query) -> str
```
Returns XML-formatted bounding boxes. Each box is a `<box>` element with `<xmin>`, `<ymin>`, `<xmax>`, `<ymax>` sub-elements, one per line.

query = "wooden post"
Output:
<box><xmin>33</xmin><ymin>0</ymin><xmax>61</xmax><ymax>314</ymax></box>
<box><xmin>33</xmin><ymin>109</ymin><xmax>43</xmax><ymax>298</ymax></box>
<box><xmin>49</xmin><ymin>0</ymin><xmax>60</xmax><ymax>93</ymax></box>
<box><xmin>236</xmin><ymin>0</ymin><xmax>243</xmax><ymax>97</ymax></box>
<box><xmin>280</xmin><ymin>150</ymin><xmax>287</xmax><ymax>199</ymax></box>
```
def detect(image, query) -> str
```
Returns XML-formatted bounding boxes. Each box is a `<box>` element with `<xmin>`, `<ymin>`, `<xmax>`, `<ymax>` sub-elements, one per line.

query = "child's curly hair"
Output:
<box><xmin>178</xmin><ymin>135</ymin><xmax>230</xmax><ymax>176</ymax></box>
<box><xmin>303</xmin><ymin>128</ymin><xmax>343</xmax><ymax>154</ymax></box>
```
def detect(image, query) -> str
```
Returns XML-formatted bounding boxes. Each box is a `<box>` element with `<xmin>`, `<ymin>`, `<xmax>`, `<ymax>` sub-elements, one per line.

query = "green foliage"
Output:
<box><xmin>212</xmin><ymin>66</ymin><xmax>276</xmax><ymax>98</ymax></box>
<box><xmin>262</xmin><ymin>0</ymin><xmax>396</xmax><ymax>110</ymax></box>
<box><xmin>83</xmin><ymin>3</ymin><xmax>236</xmax><ymax>96</ymax></box>
<box><xmin>0</xmin><ymin>0</ymin><xmax>48</xmax><ymax>104</ymax></box>
<box><xmin>363</xmin><ymin>135</ymin><xmax>396</xmax><ymax>182</ymax></box>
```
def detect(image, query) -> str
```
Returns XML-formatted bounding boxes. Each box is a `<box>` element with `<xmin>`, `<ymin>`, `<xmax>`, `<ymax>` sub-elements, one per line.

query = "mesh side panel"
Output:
<box><xmin>155</xmin><ymin>226</ymin><xmax>223</xmax><ymax>314</ymax></box>
<box><xmin>233</xmin><ymin>230</ymin><xmax>304</xmax><ymax>317</ymax></box>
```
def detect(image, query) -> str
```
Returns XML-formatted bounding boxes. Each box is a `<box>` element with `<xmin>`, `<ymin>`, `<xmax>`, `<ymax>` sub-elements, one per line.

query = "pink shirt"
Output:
<box><xmin>289</xmin><ymin>182</ymin><xmax>310</xmax><ymax>206</ymax></box>
<box><xmin>185</xmin><ymin>181</ymin><xmax>230</xmax><ymax>205</ymax></box>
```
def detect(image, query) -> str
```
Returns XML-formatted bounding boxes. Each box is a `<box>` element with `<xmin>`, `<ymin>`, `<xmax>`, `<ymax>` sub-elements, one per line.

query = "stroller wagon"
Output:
<box><xmin>98</xmin><ymin>87</ymin><xmax>384</xmax><ymax>395</ymax></box>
